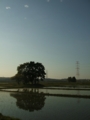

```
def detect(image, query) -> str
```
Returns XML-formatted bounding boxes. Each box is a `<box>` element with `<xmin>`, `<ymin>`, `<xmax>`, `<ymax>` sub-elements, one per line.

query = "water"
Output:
<box><xmin>44</xmin><ymin>86</ymin><xmax>90</xmax><ymax>89</ymax></box>
<box><xmin>2</xmin><ymin>88</ymin><xmax>90</xmax><ymax>95</ymax></box>
<box><xmin>0</xmin><ymin>90</ymin><xmax>90</xmax><ymax>120</ymax></box>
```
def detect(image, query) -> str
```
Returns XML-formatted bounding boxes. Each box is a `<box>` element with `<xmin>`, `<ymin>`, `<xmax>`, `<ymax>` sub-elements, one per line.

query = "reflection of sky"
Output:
<box><xmin>2</xmin><ymin>88</ymin><xmax>90</xmax><ymax>95</ymax></box>
<box><xmin>0</xmin><ymin>91</ymin><xmax>90</xmax><ymax>120</ymax></box>
<box><xmin>0</xmin><ymin>0</ymin><xmax>90</xmax><ymax>79</ymax></box>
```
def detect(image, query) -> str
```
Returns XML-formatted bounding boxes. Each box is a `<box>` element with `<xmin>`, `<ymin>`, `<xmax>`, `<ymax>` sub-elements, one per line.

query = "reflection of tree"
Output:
<box><xmin>10</xmin><ymin>89</ymin><xmax>46</xmax><ymax>112</ymax></box>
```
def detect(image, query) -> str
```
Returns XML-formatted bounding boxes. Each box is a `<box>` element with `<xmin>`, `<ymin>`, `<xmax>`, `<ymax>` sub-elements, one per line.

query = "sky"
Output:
<box><xmin>0</xmin><ymin>0</ymin><xmax>90</xmax><ymax>79</ymax></box>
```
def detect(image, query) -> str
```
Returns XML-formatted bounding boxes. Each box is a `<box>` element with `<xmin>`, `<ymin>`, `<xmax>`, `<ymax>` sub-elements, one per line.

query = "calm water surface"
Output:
<box><xmin>0</xmin><ymin>90</ymin><xmax>90</xmax><ymax>120</ymax></box>
<box><xmin>2</xmin><ymin>88</ymin><xmax>90</xmax><ymax>95</ymax></box>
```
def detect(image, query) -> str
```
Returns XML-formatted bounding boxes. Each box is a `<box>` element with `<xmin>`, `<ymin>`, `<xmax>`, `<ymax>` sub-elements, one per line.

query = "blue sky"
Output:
<box><xmin>0</xmin><ymin>0</ymin><xmax>90</xmax><ymax>79</ymax></box>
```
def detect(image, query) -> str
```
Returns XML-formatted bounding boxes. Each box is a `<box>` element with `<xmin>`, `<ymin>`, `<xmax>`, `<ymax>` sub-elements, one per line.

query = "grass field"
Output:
<box><xmin>0</xmin><ymin>113</ymin><xmax>20</xmax><ymax>120</ymax></box>
<box><xmin>0</xmin><ymin>81</ymin><xmax>90</xmax><ymax>89</ymax></box>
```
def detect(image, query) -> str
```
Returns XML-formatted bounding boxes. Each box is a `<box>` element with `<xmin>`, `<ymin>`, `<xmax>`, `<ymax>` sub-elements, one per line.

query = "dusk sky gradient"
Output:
<box><xmin>0</xmin><ymin>0</ymin><xmax>90</xmax><ymax>79</ymax></box>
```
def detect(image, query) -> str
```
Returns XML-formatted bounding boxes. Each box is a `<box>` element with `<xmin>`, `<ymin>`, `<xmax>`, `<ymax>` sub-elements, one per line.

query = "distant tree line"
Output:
<box><xmin>68</xmin><ymin>77</ymin><xmax>76</xmax><ymax>82</ymax></box>
<box><xmin>11</xmin><ymin>61</ymin><xmax>46</xmax><ymax>85</ymax></box>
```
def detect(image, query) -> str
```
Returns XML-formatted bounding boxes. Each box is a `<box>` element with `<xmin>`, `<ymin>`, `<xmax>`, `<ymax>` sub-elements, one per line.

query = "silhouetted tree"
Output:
<box><xmin>68</xmin><ymin>76</ymin><xmax>76</xmax><ymax>82</ymax></box>
<box><xmin>72</xmin><ymin>77</ymin><xmax>76</xmax><ymax>82</ymax></box>
<box><xmin>68</xmin><ymin>77</ymin><xmax>72</xmax><ymax>82</ymax></box>
<box><xmin>11</xmin><ymin>73</ymin><xmax>25</xmax><ymax>84</ymax></box>
<box><xmin>10</xmin><ymin>89</ymin><xmax>46</xmax><ymax>112</ymax></box>
<box><xmin>12</xmin><ymin>61</ymin><xmax>46</xmax><ymax>84</ymax></box>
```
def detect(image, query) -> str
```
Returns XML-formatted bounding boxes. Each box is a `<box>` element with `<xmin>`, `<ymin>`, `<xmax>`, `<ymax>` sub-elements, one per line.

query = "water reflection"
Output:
<box><xmin>2</xmin><ymin>88</ymin><xmax>90</xmax><ymax>96</ymax></box>
<box><xmin>10</xmin><ymin>89</ymin><xmax>46</xmax><ymax>112</ymax></box>
<box><xmin>0</xmin><ymin>91</ymin><xmax>90</xmax><ymax>120</ymax></box>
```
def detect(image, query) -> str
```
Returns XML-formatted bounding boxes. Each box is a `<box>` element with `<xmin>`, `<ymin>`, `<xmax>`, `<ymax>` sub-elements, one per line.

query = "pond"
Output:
<box><xmin>2</xmin><ymin>88</ymin><xmax>90</xmax><ymax>95</ymax></box>
<box><xmin>0</xmin><ymin>89</ymin><xmax>90</xmax><ymax>120</ymax></box>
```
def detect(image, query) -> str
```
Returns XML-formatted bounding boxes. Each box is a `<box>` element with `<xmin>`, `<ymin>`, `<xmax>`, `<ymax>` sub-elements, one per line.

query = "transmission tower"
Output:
<box><xmin>76</xmin><ymin>61</ymin><xmax>80</xmax><ymax>80</ymax></box>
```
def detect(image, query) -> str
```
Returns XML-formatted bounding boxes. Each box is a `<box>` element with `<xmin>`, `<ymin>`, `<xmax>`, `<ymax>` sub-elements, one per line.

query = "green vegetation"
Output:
<box><xmin>68</xmin><ymin>77</ymin><xmax>76</xmax><ymax>82</ymax></box>
<box><xmin>40</xmin><ymin>81</ymin><xmax>90</xmax><ymax>88</ymax></box>
<box><xmin>11</xmin><ymin>61</ymin><xmax>46</xmax><ymax>85</ymax></box>
<box><xmin>0</xmin><ymin>113</ymin><xmax>20</xmax><ymax>120</ymax></box>
<box><xmin>0</xmin><ymin>81</ymin><xmax>90</xmax><ymax>89</ymax></box>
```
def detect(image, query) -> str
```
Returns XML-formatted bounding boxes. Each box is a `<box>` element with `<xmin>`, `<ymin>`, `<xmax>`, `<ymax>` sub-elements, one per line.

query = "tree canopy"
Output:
<box><xmin>68</xmin><ymin>77</ymin><xmax>76</xmax><ymax>82</ymax></box>
<box><xmin>12</xmin><ymin>61</ymin><xmax>46</xmax><ymax>84</ymax></box>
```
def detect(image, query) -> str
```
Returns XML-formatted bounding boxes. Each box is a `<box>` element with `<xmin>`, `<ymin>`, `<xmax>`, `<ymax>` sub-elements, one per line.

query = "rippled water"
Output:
<box><xmin>0</xmin><ymin>90</ymin><xmax>90</xmax><ymax>120</ymax></box>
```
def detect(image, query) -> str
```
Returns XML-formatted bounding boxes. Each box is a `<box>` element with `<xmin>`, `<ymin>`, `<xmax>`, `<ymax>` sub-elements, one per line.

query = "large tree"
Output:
<box><xmin>12</xmin><ymin>61</ymin><xmax>46</xmax><ymax>84</ymax></box>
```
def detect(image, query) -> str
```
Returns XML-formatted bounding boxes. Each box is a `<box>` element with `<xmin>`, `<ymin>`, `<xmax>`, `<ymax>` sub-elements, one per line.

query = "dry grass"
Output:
<box><xmin>0</xmin><ymin>113</ymin><xmax>20</xmax><ymax>120</ymax></box>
